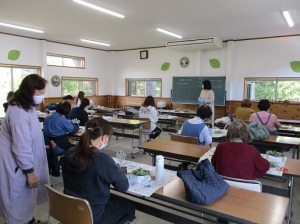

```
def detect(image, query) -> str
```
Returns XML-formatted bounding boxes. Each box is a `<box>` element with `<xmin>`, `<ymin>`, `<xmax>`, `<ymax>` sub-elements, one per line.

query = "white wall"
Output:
<box><xmin>1</xmin><ymin>33</ymin><xmax>300</xmax><ymax>100</ymax></box>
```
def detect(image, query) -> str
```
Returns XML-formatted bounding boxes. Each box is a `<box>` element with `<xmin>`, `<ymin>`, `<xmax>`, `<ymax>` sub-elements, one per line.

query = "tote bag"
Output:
<box><xmin>177</xmin><ymin>159</ymin><xmax>229</xmax><ymax>205</ymax></box>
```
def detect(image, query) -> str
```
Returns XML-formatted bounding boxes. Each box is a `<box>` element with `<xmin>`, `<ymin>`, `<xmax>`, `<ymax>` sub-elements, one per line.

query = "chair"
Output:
<box><xmin>45</xmin><ymin>184</ymin><xmax>93</xmax><ymax>224</ymax></box>
<box><xmin>169</xmin><ymin>133</ymin><xmax>198</xmax><ymax>145</ymax></box>
<box><xmin>221</xmin><ymin>175</ymin><xmax>262</xmax><ymax>192</ymax></box>
<box><xmin>131</xmin><ymin>117</ymin><xmax>162</xmax><ymax>158</ymax></box>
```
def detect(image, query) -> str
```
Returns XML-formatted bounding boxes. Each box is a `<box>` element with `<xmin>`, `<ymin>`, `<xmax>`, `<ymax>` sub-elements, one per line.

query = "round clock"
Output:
<box><xmin>180</xmin><ymin>57</ymin><xmax>190</xmax><ymax>68</ymax></box>
<box><xmin>51</xmin><ymin>75</ymin><xmax>61</xmax><ymax>87</ymax></box>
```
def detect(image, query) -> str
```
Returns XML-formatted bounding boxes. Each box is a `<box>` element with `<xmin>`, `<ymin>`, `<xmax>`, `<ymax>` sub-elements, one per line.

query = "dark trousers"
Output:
<box><xmin>99</xmin><ymin>195</ymin><xmax>135</xmax><ymax>224</ymax></box>
<box><xmin>149</xmin><ymin>127</ymin><xmax>162</xmax><ymax>139</ymax></box>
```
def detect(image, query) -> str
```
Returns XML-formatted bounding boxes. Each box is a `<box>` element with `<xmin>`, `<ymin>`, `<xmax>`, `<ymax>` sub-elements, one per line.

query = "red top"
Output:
<box><xmin>211</xmin><ymin>141</ymin><xmax>270</xmax><ymax>180</ymax></box>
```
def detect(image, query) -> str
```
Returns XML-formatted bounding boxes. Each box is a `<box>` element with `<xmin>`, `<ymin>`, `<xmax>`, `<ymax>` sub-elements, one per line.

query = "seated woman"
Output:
<box><xmin>181</xmin><ymin>105</ymin><xmax>212</xmax><ymax>146</ymax></box>
<box><xmin>139</xmin><ymin>95</ymin><xmax>162</xmax><ymax>141</ymax></box>
<box><xmin>235</xmin><ymin>99</ymin><xmax>255</xmax><ymax>120</ymax></box>
<box><xmin>249</xmin><ymin>99</ymin><xmax>281</xmax><ymax>135</ymax></box>
<box><xmin>62</xmin><ymin>117</ymin><xmax>135</xmax><ymax>224</ymax></box>
<box><xmin>69</xmin><ymin>98</ymin><xmax>90</xmax><ymax>126</ymax></box>
<box><xmin>43</xmin><ymin>101</ymin><xmax>79</xmax><ymax>155</ymax></box>
<box><xmin>212</xmin><ymin>120</ymin><xmax>270</xmax><ymax>180</ymax></box>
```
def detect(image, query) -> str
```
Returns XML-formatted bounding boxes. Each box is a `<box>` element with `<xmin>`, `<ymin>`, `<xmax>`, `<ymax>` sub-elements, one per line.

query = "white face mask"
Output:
<box><xmin>33</xmin><ymin>95</ymin><xmax>44</xmax><ymax>105</ymax></box>
<box><xmin>98</xmin><ymin>136</ymin><xmax>109</xmax><ymax>150</ymax></box>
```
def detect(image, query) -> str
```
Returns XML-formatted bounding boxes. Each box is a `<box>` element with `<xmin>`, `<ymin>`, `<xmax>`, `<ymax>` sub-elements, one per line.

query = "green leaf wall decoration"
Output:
<box><xmin>161</xmin><ymin>62</ymin><xmax>170</xmax><ymax>71</ymax></box>
<box><xmin>8</xmin><ymin>50</ymin><xmax>21</xmax><ymax>60</ymax></box>
<box><xmin>209</xmin><ymin>58</ymin><xmax>220</xmax><ymax>69</ymax></box>
<box><xmin>290</xmin><ymin>61</ymin><xmax>300</xmax><ymax>73</ymax></box>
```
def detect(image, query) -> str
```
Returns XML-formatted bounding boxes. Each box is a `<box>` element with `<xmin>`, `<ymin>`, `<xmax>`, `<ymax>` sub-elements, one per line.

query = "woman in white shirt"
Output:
<box><xmin>199</xmin><ymin>80</ymin><xmax>215</xmax><ymax>121</ymax></box>
<box><xmin>139</xmin><ymin>96</ymin><xmax>162</xmax><ymax>141</ymax></box>
<box><xmin>76</xmin><ymin>91</ymin><xmax>85</xmax><ymax>107</ymax></box>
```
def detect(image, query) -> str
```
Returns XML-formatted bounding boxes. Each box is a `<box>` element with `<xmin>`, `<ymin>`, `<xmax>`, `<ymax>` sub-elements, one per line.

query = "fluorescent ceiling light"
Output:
<box><xmin>73</xmin><ymin>0</ymin><xmax>125</xmax><ymax>18</ymax></box>
<box><xmin>81</xmin><ymin>39</ymin><xmax>110</xmax><ymax>46</ymax></box>
<box><xmin>0</xmin><ymin>22</ymin><xmax>44</xmax><ymax>33</ymax></box>
<box><xmin>282</xmin><ymin>10</ymin><xmax>294</xmax><ymax>27</ymax></box>
<box><xmin>156</xmin><ymin>28</ymin><xmax>182</xmax><ymax>39</ymax></box>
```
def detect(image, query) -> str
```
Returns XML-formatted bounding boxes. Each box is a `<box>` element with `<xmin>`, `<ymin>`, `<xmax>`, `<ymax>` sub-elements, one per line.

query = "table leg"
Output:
<box><xmin>175</xmin><ymin>120</ymin><xmax>179</xmax><ymax>132</ymax></box>
<box><xmin>292</xmin><ymin>146</ymin><xmax>295</xmax><ymax>159</ymax></box>
<box><xmin>139</xmin><ymin>125</ymin><xmax>142</xmax><ymax>145</ymax></box>
<box><xmin>287</xmin><ymin>176</ymin><xmax>294</xmax><ymax>224</ymax></box>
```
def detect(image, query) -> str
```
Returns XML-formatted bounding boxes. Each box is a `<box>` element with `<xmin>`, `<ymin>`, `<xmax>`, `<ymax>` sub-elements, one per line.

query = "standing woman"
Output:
<box><xmin>3</xmin><ymin>91</ymin><xmax>14</xmax><ymax>113</ymax></box>
<box><xmin>76</xmin><ymin>91</ymin><xmax>85</xmax><ymax>107</ymax></box>
<box><xmin>62</xmin><ymin>117</ymin><xmax>135</xmax><ymax>224</ymax></box>
<box><xmin>139</xmin><ymin>95</ymin><xmax>162</xmax><ymax>141</ymax></box>
<box><xmin>199</xmin><ymin>80</ymin><xmax>215</xmax><ymax>120</ymax></box>
<box><xmin>0</xmin><ymin>74</ymin><xmax>50</xmax><ymax>224</ymax></box>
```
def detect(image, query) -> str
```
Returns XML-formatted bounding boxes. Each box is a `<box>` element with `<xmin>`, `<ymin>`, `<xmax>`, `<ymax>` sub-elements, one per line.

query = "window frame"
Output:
<box><xmin>61</xmin><ymin>76</ymin><xmax>98</xmax><ymax>97</ymax></box>
<box><xmin>47</xmin><ymin>53</ymin><xmax>85</xmax><ymax>69</ymax></box>
<box><xmin>244</xmin><ymin>77</ymin><xmax>300</xmax><ymax>102</ymax></box>
<box><xmin>125</xmin><ymin>78</ymin><xmax>162</xmax><ymax>97</ymax></box>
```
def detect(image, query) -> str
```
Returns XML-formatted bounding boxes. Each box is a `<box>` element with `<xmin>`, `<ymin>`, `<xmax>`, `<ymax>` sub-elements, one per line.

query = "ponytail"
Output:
<box><xmin>70</xmin><ymin>117</ymin><xmax>113</xmax><ymax>171</ymax></box>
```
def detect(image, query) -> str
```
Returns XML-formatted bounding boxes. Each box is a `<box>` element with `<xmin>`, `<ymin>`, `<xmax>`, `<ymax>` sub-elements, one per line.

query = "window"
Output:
<box><xmin>47</xmin><ymin>54</ymin><xmax>85</xmax><ymax>68</ymax></box>
<box><xmin>0</xmin><ymin>64</ymin><xmax>41</xmax><ymax>117</ymax></box>
<box><xmin>245</xmin><ymin>77</ymin><xmax>300</xmax><ymax>102</ymax></box>
<box><xmin>126</xmin><ymin>78</ymin><xmax>162</xmax><ymax>97</ymax></box>
<box><xmin>61</xmin><ymin>77</ymin><xmax>98</xmax><ymax>97</ymax></box>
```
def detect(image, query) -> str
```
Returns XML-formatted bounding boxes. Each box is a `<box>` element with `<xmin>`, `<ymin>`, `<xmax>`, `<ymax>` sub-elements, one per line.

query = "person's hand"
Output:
<box><xmin>26</xmin><ymin>172</ymin><xmax>39</xmax><ymax>188</ymax></box>
<box><xmin>71</xmin><ymin>118</ymin><xmax>80</xmax><ymax>125</ymax></box>
<box><xmin>198</xmin><ymin>98</ymin><xmax>204</xmax><ymax>104</ymax></box>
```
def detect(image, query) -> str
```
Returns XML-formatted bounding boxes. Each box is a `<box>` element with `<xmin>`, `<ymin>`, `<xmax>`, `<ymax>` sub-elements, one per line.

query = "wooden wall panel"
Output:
<box><xmin>42</xmin><ymin>96</ymin><xmax>300</xmax><ymax>120</ymax></box>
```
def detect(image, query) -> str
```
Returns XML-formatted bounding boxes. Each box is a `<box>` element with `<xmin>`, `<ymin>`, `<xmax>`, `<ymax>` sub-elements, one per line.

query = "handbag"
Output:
<box><xmin>248</xmin><ymin>121</ymin><xmax>270</xmax><ymax>140</ymax></box>
<box><xmin>177</xmin><ymin>159</ymin><xmax>229</xmax><ymax>205</ymax></box>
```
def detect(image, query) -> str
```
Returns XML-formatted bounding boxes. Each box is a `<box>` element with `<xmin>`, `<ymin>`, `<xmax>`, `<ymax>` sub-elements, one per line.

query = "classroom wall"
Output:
<box><xmin>1</xmin><ymin>33</ymin><xmax>300</xmax><ymax>101</ymax></box>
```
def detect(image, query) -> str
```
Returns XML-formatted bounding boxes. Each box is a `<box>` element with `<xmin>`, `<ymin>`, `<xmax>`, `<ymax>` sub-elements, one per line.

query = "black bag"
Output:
<box><xmin>177</xmin><ymin>159</ymin><xmax>229</xmax><ymax>205</ymax></box>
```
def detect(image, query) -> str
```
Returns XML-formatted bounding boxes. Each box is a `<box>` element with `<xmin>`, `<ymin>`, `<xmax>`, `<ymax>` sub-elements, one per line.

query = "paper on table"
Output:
<box><xmin>262</xmin><ymin>154</ymin><xmax>287</xmax><ymax>176</ymax></box>
<box><xmin>113</xmin><ymin>158</ymin><xmax>177</xmax><ymax>197</ymax></box>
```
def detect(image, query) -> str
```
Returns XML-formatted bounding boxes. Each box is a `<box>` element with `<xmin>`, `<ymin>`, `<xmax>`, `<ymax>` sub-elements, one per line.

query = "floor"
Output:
<box><xmin>1</xmin><ymin>131</ymin><xmax>299</xmax><ymax>224</ymax></box>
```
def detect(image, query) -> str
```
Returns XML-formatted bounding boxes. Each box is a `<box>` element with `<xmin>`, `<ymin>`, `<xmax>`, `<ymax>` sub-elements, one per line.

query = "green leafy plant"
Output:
<box><xmin>131</xmin><ymin>168</ymin><xmax>150</xmax><ymax>176</ymax></box>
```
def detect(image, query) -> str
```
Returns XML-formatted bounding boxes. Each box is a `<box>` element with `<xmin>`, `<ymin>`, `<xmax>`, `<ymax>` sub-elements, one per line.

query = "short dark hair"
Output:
<box><xmin>202</xmin><ymin>80</ymin><xmax>212</xmax><ymax>90</ymax></box>
<box><xmin>63</xmin><ymin>95</ymin><xmax>74</xmax><ymax>100</ymax></box>
<box><xmin>6</xmin><ymin>91</ymin><xmax>14</xmax><ymax>101</ymax></box>
<box><xmin>196</xmin><ymin>105</ymin><xmax>212</xmax><ymax>120</ymax></box>
<box><xmin>9</xmin><ymin>74</ymin><xmax>47</xmax><ymax>111</ymax></box>
<box><xmin>56</xmin><ymin>101</ymin><xmax>71</xmax><ymax>116</ymax></box>
<box><xmin>226</xmin><ymin>120</ymin><xmax>252</xmax><ymax>143</ymax></box>
<box><xmin>142</xmin><ymin>95</ymin><xmax>155</xmax><ymax>107</ymax></box>
<box><xmin>80</xmin><ymin>98</ymin><xmax>90</xmax><ymax>109</ymax></box>
<box><xmin>241</xmin><ymin>99</ymin><xmax>252</xmax><ymax>108</ymax></box>
<box><xmin>258</xmin><ymin>99</ymin><xmax>270</xmax><ymax>111</ymax></box>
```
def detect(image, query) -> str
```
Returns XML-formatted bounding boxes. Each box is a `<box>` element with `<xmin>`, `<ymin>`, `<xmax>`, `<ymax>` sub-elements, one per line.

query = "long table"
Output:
<box><xmin>153</xmin><ymin>177</ymin><xmax>288</xmax><ymax>224</ymax></box>
<box><xmin>251</xmin><ymin>135</ymin><xmax>300</xmax><ymax>159</ymax></box>
<box><xmin>139</xmin><ymin>138</ymin><xmax>300</xmax><ymax>224</ymax></box>
<box><xmin>138</xmin><ymin>138</ymin><xmax>211</xmax><ymax>168</ymax></box>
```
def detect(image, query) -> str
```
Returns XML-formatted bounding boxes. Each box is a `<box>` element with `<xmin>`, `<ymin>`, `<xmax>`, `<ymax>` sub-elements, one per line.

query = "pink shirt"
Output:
<box><xmin>249</xmin><ymin>111</ymin><xmax>281</xmax><ymax>131</ymax></box>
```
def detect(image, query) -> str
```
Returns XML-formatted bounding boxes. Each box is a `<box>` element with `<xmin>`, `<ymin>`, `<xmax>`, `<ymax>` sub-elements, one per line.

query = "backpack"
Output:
<box><xmin>256</xmin><ymin>112</ymin><xmax>279</xmax><ymax>136</ymax></box>
<box><xmin>248</xmin><ymin>121</ymin><xmax>270</xmax><ymax>140</ymax></box>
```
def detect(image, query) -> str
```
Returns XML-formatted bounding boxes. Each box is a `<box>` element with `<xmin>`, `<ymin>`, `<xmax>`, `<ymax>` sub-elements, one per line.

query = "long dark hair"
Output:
<box><xmin>76</xmin><ymin>91</ymin><xmax>85</xmax><ymax>105</ymax></box>
<box><xmin>142</xmin><ymin>95</ymin><xmax>155</xmax><ymax>107</ymax></box>
<box><xmin>9</xmin><ymin>74</ymin><xmax>47</xmax><ymax>111</ymax></box>
<box><xmin>70</xmin><ymin>117</ymin><xmax>113</xmax><ymax>171</ymax></box>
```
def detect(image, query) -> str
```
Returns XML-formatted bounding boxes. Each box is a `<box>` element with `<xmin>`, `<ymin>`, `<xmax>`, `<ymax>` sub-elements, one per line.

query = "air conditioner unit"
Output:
<box><xmin>166</xmin><ymin>37</ymin><xmax>223</xmax><ymax>51</ymax></box>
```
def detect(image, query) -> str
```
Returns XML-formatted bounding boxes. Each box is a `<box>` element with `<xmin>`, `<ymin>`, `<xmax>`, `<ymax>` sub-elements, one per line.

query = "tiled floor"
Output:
<box><xmin>1</xmin><ymin>131</ymin><xmax>299</xmax><ymax>223</ymax></box>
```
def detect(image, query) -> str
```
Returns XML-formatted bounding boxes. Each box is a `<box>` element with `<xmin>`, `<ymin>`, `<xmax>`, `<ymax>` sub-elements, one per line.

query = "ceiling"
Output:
<box><xmin>1</xmin><ymin>0</ymin><xmax>300</xmax><ymax>51</ymax></box>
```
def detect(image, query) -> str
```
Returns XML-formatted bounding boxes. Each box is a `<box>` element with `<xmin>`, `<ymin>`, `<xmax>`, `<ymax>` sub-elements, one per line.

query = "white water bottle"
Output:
<box><xmin>156</xmin><ymin>155</ymin><xmax>164</xmax><ymax>184</ymax></box>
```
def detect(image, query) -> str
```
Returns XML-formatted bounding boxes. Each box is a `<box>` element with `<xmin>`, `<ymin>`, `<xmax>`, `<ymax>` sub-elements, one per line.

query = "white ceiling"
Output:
<box><xmin>1</xmin><ymin>0</ymin><xmax>300</xmax><ymax>51</ymax></box>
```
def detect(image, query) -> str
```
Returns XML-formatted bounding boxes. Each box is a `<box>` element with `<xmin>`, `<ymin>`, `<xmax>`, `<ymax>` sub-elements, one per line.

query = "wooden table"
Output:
<box><xmin>278</xmin><ymin>126</ymin><xmax>300</xmax><ymax>137</ymax></box>
<box><xmin>159</xmin><ymin>109</ymin><xmax>196</xmax><ymax>118</ymax></box>
<box><xmin>279</xmin><ymin>119</ymin><xmax>300</xmax><ymax>127</ymax></box>
<box><xmin>154</xmin><ymin>177</ymin><xmax>288</xmax><ymax>224</ymax></box>
<box><xmin>252</xmin><ymin>135</ymin><xmax>300</xmax><ymax>159</ymax></box>
<box><xmin>108</xmin><ymin>117</ymin><xmax>147</xmax><ymax>145</ymax></box>
<box><xmin>157</xmin><ymin>115</ymin><xmax>181</xmax><ymax>132</ymax></box>
<box><xmin>138</xmin><ymin>138</ymin><xmax>211</xmax><ymax>167</ymax></box>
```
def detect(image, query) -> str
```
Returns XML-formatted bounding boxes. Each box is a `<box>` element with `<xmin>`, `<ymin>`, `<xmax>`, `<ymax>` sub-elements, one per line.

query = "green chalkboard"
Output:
<box><xmin>172</xmin><ymin>76</ymin><xmax>226</xmax><ymax>106</ymax></box>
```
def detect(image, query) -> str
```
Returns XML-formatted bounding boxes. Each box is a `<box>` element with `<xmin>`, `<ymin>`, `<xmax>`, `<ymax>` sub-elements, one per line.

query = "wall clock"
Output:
<box><xmin>140</xmin><ymin>50</ymin><xmax>148</xmax><ymax>59</ymax></box>
<box><xmin>180</xmin><ymin>57</ymin><xmax>190</xmax><ymax>68</ymax></box>
<box><xmin>51</xmin><ymin>75</ymin><xmax>61</xmax><ymax>87</ymax></box>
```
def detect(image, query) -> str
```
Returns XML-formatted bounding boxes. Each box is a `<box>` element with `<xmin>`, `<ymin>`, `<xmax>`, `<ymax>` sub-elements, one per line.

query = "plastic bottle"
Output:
<box><xmin>156</xmin><ymin>155</ymin><xmax>164</xmax><ymax>184</ymax></box>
